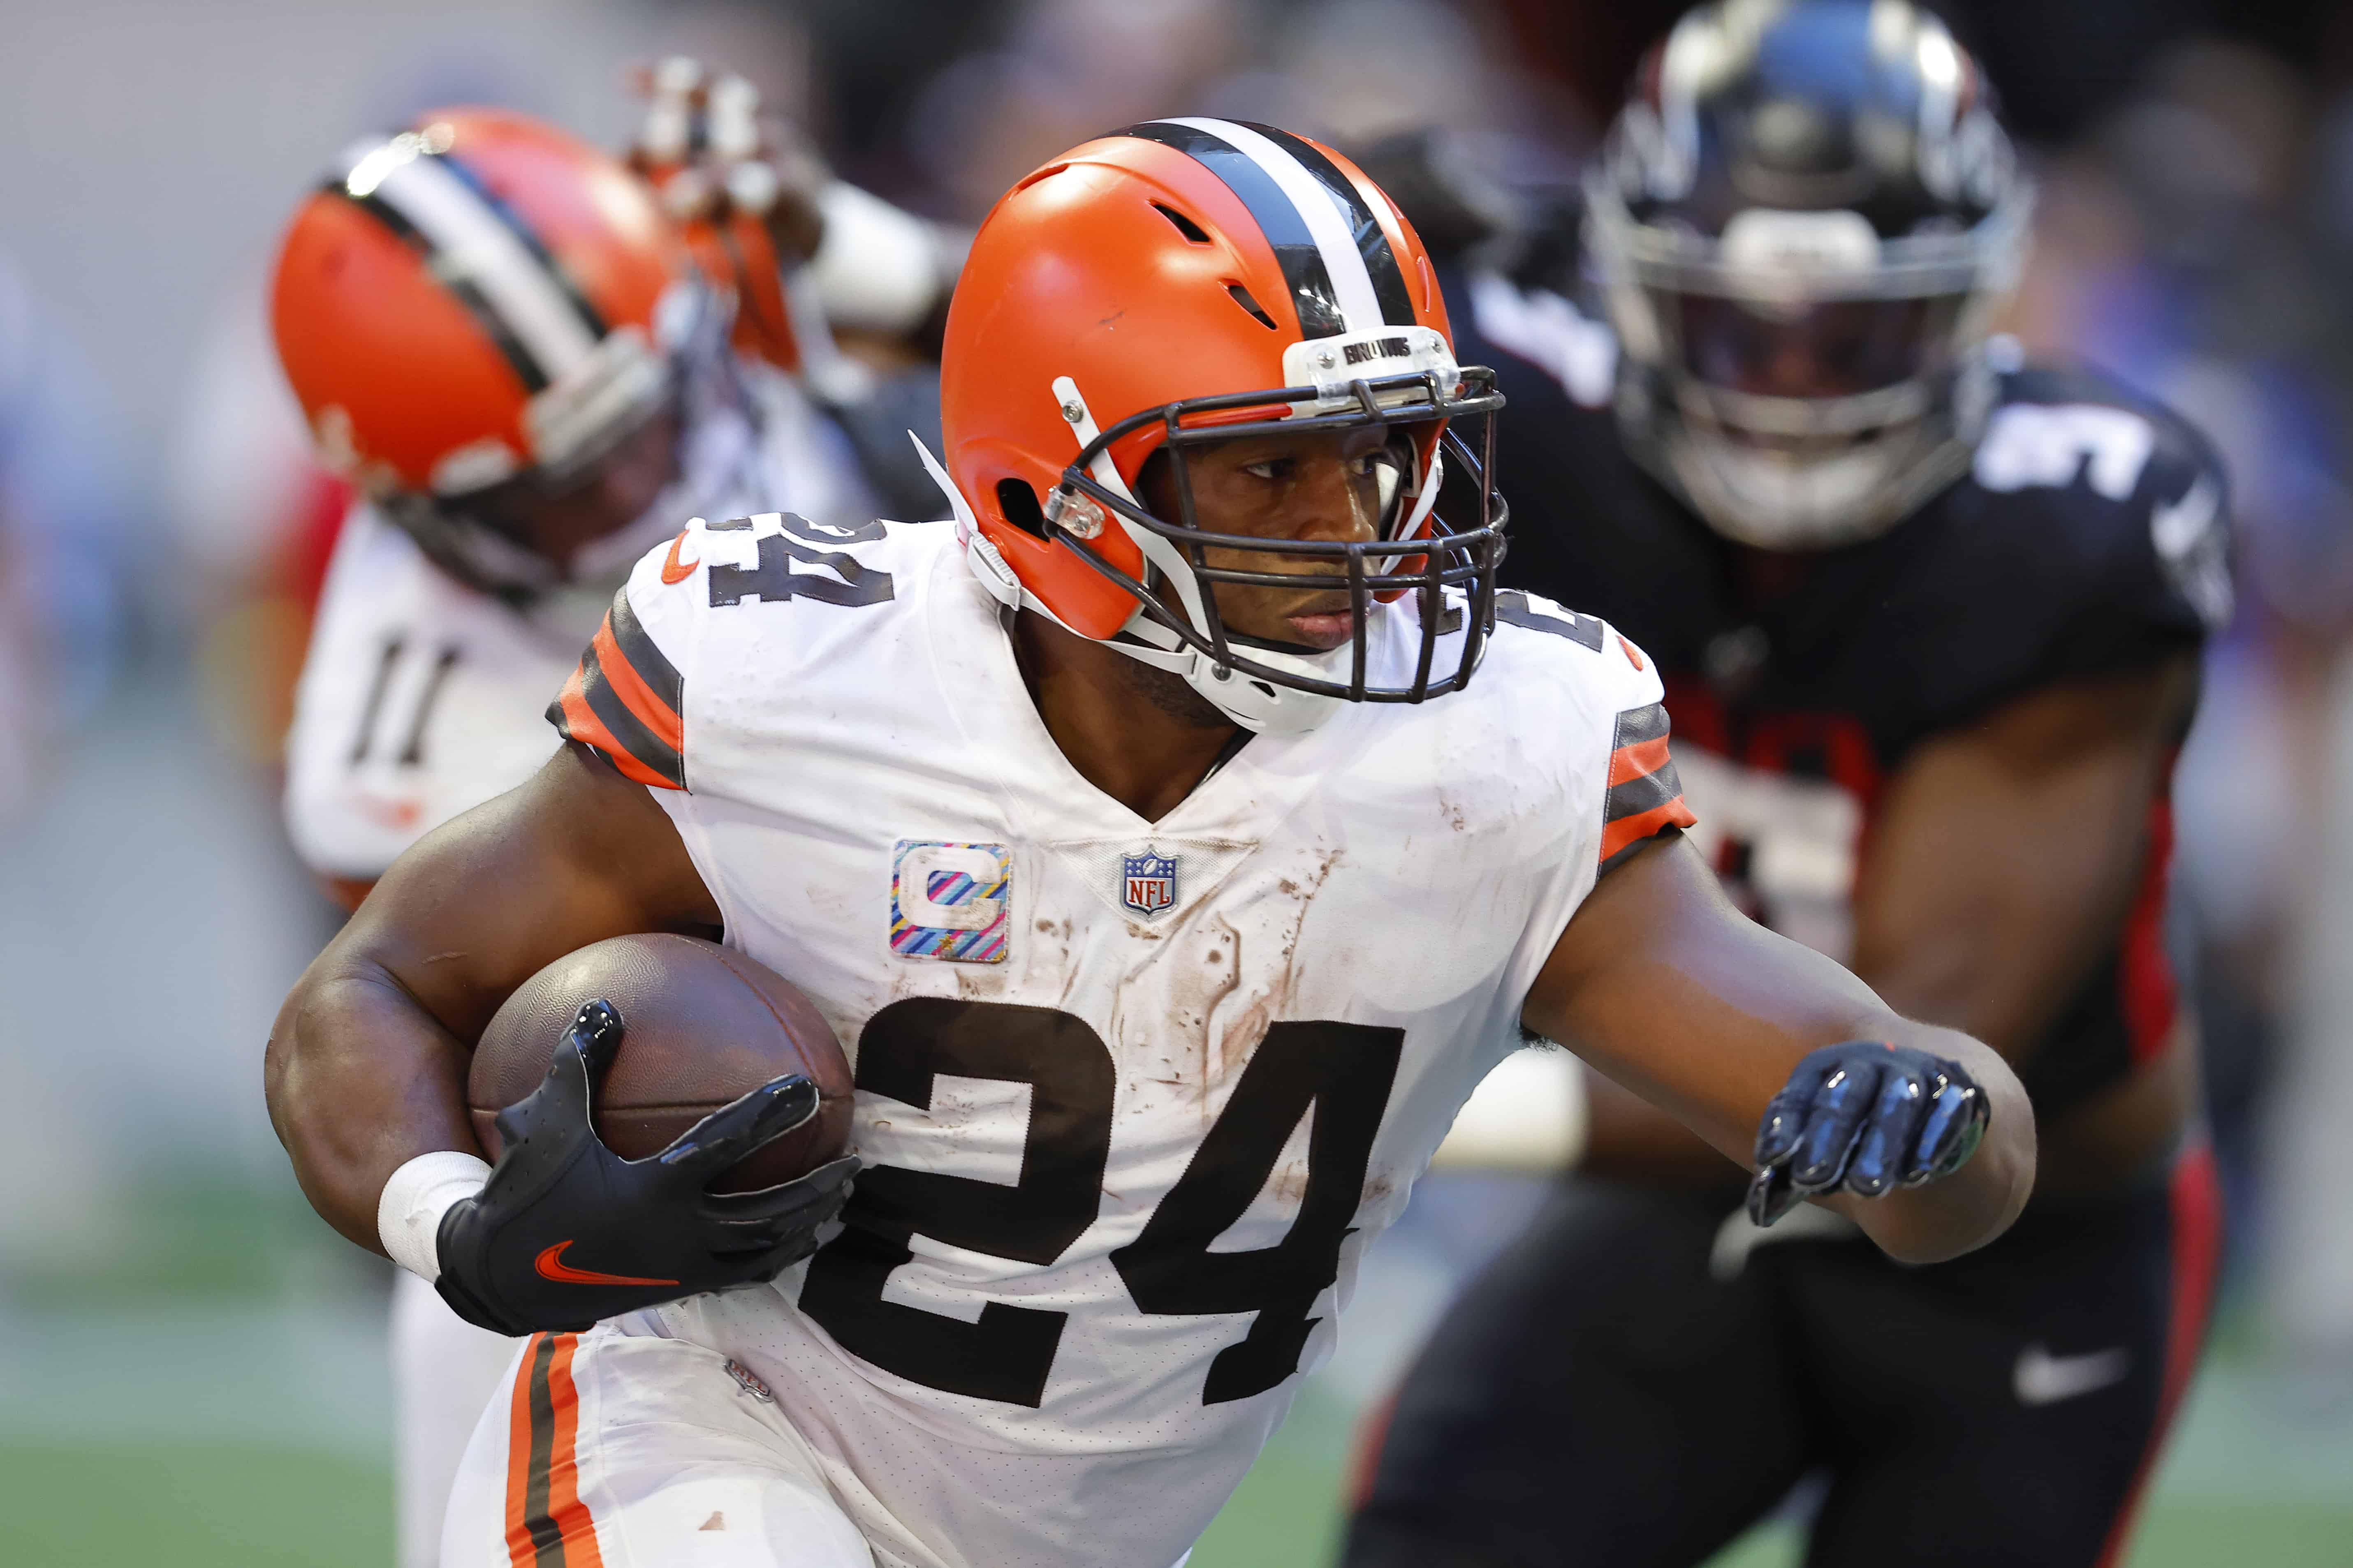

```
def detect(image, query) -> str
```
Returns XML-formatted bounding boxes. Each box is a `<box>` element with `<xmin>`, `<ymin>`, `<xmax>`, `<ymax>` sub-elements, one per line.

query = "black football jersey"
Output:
<box><xmin>1453</xmin><ymin>265</ymin><xmax>2232</xmax><ymax>1117</ymax></box>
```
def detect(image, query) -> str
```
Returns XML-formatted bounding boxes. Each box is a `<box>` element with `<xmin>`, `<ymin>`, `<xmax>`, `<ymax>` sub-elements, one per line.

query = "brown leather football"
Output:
<box><xmin>469</xmin><ymin>933</ymin><xmax>852</xmax><ymax>1193</ymax></box>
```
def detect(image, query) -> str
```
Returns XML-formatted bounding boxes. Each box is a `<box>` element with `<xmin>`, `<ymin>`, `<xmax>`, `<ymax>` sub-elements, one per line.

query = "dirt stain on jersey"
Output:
<box><xmin>1200</xmin><ymin>849</ymin><xmax>1346</xmax><ymax>1120</ymax></box>
<box><xmin>1271</xmin><ymin>1160</ymin><xmax>1311</xmax><ymax>1204</ymax></box>
<box><xmin>1123</xmin><ymin>911</ymin><xmax>1244</xmax><ymax>1116</ymax></box>
<box><xmin>1105</xmin><ymin>848</ymin><xmax>1346</xmax><ymax>1122</ymax></box>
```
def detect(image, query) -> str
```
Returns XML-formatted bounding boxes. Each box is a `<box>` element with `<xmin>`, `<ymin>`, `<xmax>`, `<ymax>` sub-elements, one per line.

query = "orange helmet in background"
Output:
<box><xmin>936</xmin><ymin>118</ymin><xmax>1507</xmax><ymax>734</ymax></box>
<box><xmin>271</xmin><ymin>107</ymin><xmax>708</xmax><ymax>503</ymax></box>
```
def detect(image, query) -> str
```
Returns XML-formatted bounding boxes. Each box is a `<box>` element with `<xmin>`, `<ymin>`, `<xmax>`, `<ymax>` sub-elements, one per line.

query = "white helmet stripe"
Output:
<box><xmin>1157</xmin><ymin>117</ymin><xmax>1386</xmax><ymax>335</ymax></box>
<box><xmin>340</xmin><ymin>136</ymin><xmax>601</xmax><ymax>382</ymax></box>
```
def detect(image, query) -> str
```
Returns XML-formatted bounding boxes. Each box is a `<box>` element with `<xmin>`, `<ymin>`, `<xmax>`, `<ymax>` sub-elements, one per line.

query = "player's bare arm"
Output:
<box><xmin>264</xmin><ymin>742</ymin><xmax>718</xmax><ymax>1255</ymax></box>
<box><xmin>1576</xmin><ymin>657</ymin><xmax>2193</xmax><ymax>1193</ymax></box>
<box><xmin>1524</xmin><ymin>832</ymin><xmax>2036</xmax><ymax>1265</ymax></box>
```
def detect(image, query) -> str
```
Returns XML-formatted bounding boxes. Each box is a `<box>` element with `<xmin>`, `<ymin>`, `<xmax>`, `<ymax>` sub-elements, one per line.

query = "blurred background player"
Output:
<box><xmin>267</xmin><ymin>89</ymin><xmax>952</xmax><ymax>1568</ymax></box>
<box><xmin>1348</xmin><ymin>4</ymin><xmax>2232</xmax><ymax>1565</ymax></box>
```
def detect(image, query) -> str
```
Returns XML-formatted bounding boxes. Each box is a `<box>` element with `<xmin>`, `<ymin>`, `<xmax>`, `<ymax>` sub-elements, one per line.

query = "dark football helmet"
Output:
<box><xmin>1586</xmin><ymin>0</ymin><xmax>2031</xmax><ymax>548</ymax></box>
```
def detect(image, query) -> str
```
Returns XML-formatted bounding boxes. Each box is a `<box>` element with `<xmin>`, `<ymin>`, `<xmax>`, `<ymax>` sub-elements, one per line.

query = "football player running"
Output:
<box><xmin>265</xmin><ymin>118</ymin><xmax>2034</xmax><ymax>1568</ymax></box>
<box><xmin>268</xmin><ymin>104</ymin><xmax>940</xmax><ymax>1568</ymax></box>
<box><xmin>1349</xmin><ymin>6</ymin><xmax>2229</xmax><ymax>1567</ymax></box>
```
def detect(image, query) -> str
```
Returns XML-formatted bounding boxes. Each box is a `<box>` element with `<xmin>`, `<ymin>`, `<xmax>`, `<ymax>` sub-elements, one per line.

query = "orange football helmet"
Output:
<box><xmin>936</xmin><ymin>118</ymin><xmax>1506</xmax><ymax>733</ymax></box>
<box><xmin>271</xmin><ymin>107</ymin><xmax>716</xmax><ymax>509</ymax></box>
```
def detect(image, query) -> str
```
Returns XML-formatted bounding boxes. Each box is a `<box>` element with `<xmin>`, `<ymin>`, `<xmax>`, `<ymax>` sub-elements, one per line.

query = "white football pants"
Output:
<box><xmin>393</xmin><ymin>1268</ymin><xmax>530</xmax><ymax>1568</ymax></box>
<box><xmin>440</xmin><ymin>1325</ymin><xmax>877</xmax><ymax>1568</ymax></box>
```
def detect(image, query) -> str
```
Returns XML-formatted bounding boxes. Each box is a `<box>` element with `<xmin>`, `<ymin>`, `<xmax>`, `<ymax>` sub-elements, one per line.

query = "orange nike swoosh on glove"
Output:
<box><xmin>533</xmin><ymin>1241</ymin><xmax>679</xmax><ymax>1287</ymax></box>
<box><xmin>659</xmin><ymin>529</ymin><xmax>699</xmax><ymax>584</ymax></box>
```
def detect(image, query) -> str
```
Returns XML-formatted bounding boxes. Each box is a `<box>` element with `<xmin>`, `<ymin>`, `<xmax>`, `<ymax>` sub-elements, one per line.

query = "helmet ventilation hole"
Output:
<box><xmin>1151</xmin><ymin>203</ymin><xmax>1211</xmax><ymax>244</ymax></box>
<box><xmin>1225</xmin><ymin>282</ymin><xmax>1278</xmax><ymax>331</ymax></box>
<box><xmin>995</xmin><ymin>478</ymin><xmax>1049</xmax><ymax>539</ymax></box>
<box><xmin>1012</xmin><ymin>161</ymin><xmax>1070</xmax><ymax>194</ymax></box>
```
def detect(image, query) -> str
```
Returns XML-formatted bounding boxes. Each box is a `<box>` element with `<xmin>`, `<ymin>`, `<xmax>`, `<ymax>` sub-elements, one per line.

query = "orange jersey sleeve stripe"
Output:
<box><xmin>1600</xmin><ymin>797</ymin><xmax>1698</xmax><ymax>869</ymax></box>
<box><xmin>1600</xmin><ymin>702</ymin><xmax>1695</xmax><ymax>873</ymax></box>
<box><xmin>504</xmin><ymin>1332</ymin><xmax>605</xmax><ymax>1568</ymax></box>
<box><xmin>589</xmin><ymin>618</ymin><xmax>683</xmax><ymax>753</ymax></box>
<box><xmin>1607</xmin><ymin>733</ymin><xmax>1674</xmax><ymax>788</ymax></box>
<box><xmin>550</xmin><ymin>668</ymin><xmax>683</xmax><ymax>791</ymax></box>
<box><xmin>544</xmin><ymin>585</ymin><xmax>687</xmax><ymax>789</ymax></box>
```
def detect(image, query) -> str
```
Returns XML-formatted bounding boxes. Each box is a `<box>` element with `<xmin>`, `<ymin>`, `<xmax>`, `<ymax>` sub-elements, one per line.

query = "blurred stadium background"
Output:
<box><xmin>2</xmin><ymin>0</ymin><xmax>2350</xmax><ymax>1562</ymax></box>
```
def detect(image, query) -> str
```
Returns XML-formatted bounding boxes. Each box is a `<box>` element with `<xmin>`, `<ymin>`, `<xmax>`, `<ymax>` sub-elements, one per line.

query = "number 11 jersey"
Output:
<box><xmin>553</xmin><ymin>513</ymin><xmax>1691</xmax><ymax>1568</ymax></box>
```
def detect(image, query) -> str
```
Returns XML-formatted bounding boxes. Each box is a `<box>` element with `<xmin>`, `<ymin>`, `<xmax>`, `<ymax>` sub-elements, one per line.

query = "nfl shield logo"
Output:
<box><xmin>1121</xmin><ymin>849</ymin><xmax>1179</xmax><ymax>920</ymax></box>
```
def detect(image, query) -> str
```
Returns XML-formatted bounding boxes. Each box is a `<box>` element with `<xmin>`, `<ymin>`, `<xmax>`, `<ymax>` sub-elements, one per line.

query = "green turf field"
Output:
<box><xmin>4</xmin><ymin>1385</ymin><xmax>2347</xmax><ymax>1567</ymax></box>
<box><xmin>0</xmin><ymin>1441</ymin><xmax>391</xmax><ymax>1568</ymax></box>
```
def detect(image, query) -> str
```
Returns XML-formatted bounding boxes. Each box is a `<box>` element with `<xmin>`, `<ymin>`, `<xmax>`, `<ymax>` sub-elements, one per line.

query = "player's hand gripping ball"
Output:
<box><xmin>1746</xmin><ymin>1041</ymin><xmax>1989</xmax><ymax>1228</ymax></box>
<box><xmin>434</xmin><ymin>1001</ymin><xmax>857</xmax><ymax>1337</ymax></box>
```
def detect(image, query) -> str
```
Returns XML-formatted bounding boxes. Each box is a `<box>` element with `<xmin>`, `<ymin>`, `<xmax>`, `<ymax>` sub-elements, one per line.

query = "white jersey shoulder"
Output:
<box><xmin>580</xmin><ymin>522</ymin><xmax>1687</xmax><ymax>1568</ymax></box>
<box><xmin>283</xmin><ymin>504</ymin><xmax>600</xmax><ymax>880</ymax></box>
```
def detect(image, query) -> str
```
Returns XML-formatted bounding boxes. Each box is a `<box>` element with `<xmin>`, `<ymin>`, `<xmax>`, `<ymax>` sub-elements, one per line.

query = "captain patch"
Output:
<box><xmin>890</xmin><ymin>841</ymin><xmax>1011</xmax><ymax>963</ymax></box>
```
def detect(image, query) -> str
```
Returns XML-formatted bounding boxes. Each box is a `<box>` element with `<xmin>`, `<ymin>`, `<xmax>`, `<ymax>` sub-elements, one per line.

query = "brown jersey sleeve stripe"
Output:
<box><xmin>1603</xmin><ymin>703</ymin><xmax>1684</xmax><ymax>822</ymax></box>
<box><xmin>547</xmin><ymin>592</ymin><xmax>686</xmax><ymax>789</ymax></box>
<box><xmin>548</xmin><ymin>659</ymin><xmax>684</xmax><ymax>791</ymax></box>
<box><xmin>1604</xmin><ymin>760</ymin><xmax>1685</xmax><ymax>823</ymax></box>
<box><xmin>605</xmin><ymin>587</ymin><xmax>683</xmax><ymax>718</ymax></box>
<box><xmin>1611</xmin><ymin>700</ymin><xmax>1671</xmax><ymax>747</ymax></box>
<box><xmin>1599</xmin><ymin>702</ymin><xmax>1696</xmax><ymax>872</ymax></box>
<box><xmin>1599</xmin><ymin>799</ymin><xmax>1697</xmax><ymax>873</ymax></box>
<box><xmin>573</xmin><ymin>636</ymin><xmax>683</xmax><ymax>786</ymax></box>
<box><xmin>588</xmin><ymin>616</ymin><xmax>683</xmax><ymax>754</ymax></box>
<box><xmin>503</xmin><ymin>1332</ymin><xmax>605</xmax><ymax>1568</ymax></box>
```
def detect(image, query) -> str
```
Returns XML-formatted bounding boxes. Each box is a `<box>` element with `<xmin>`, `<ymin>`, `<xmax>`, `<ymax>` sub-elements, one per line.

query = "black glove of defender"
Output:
<box><xmin>1746</xmin><ymin>1040</ymin><xmax>1989</xmax><ymax>1228</ymax></box>
<box><xmin>435</xmin><ymin>1000</ymin><xmax>857</xmax><ymax>1336</ymax></box>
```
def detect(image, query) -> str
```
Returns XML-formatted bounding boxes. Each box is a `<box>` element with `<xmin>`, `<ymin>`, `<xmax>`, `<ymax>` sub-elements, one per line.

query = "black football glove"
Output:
<box><xmin>1746</xmin><ymin>1040</ymin><xmax>1989</xmax><ymax>1228</ymax></box>
<box><xmin>435</xmin><ymin>1000</ymin><xmax>857</xmax><ymax>1336</ymax></box>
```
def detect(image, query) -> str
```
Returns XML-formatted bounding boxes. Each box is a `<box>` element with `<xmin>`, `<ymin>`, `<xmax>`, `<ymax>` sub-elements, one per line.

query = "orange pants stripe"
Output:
<box><xmin>503</xmin><ymin>1333</ymin><xmax>605</xmax><ymax>1568</ymax></box>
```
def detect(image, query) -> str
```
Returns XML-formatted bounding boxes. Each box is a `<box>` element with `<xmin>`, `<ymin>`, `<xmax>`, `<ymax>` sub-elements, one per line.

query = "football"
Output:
<box><xmin>469</xmin><ymin>933</ymin><xmax>853</xmax><ymax>1193</ymax></box>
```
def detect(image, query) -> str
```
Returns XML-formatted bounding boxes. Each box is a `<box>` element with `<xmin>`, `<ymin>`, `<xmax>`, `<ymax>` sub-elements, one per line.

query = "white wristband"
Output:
<box><xmin>1430</xmin><ymin>1045</ymin><xmax>1591</xmax><ymax>1174</ymax></box>
<box><xmin>377</xmin><ymin>1150</ymin><xmax>491</xmax><ymax>1283</ymax></box>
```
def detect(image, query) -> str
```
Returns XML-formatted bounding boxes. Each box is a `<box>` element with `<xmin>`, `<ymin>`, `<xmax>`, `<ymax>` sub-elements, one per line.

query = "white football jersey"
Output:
<box><xmin>555</xmin><ymin>515</ymin><xmax>1693</xmax><ymax>1568</ymax></box>
<box><xmin>283</xmin><ymin>365</ymin><xmax>880</xmax><ymax>881</ymax></box>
